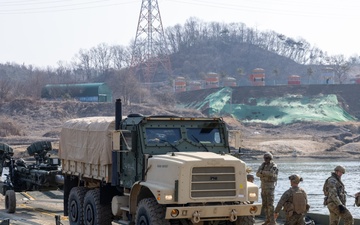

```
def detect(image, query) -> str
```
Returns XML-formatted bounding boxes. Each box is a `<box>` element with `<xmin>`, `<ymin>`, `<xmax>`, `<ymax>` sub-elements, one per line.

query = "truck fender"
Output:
<box><xmin>130</xmin><ymin>181</ymin><xmax>172</xmax><ymax>214</ymax></box>
<box><xmin>129</xmin><ymin>182</ymin><xmax>143</xmax><ymax>214</ymax></box>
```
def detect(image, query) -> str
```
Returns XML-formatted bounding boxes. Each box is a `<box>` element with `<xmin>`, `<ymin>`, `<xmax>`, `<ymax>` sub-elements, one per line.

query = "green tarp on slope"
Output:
<box><xmin>179</xmin><ymin>87</ymin><xmax>356</xmax><ymax>125</ymax></box>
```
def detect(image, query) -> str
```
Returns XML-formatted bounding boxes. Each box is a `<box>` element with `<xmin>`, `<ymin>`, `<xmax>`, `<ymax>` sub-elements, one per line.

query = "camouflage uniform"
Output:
<box><xmin>256</xmin><ymin>153</ymin><xmax>278</xmax><ymax>225</ymax></box>
<box><xmin>274</xmin><ymin>186</ymin><xmax>307</xmax><ymax>225</ymax></box>
<box><xmin>323</xmin><ymin>171</ymin><xmax>353</xmax><ymax>225</ymax></box>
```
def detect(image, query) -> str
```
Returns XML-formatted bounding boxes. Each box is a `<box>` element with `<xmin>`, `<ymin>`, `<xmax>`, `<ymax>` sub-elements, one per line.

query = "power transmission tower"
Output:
<box><xmin>129</xmin><ymin>0</ymin><xmax>172</xmax><ymax>83</ymax></box>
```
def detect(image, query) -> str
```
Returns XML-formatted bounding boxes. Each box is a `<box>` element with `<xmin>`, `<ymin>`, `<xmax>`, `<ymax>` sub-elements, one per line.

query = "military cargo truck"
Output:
<box><xmin>60</xmin><ymin>99</ymin><xmax>261</xmax><ymax>225</ymax></box>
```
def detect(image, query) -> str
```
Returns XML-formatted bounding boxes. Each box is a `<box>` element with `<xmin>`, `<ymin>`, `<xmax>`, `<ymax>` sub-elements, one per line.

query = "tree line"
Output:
<box><xmin>0</xmin><ymin>17</ymin><xmax>359</xmax><ymax>104</ymax></box>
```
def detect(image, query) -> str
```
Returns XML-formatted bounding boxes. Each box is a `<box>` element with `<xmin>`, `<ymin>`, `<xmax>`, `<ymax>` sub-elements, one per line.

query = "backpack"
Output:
<box><xmin>293</xmin><ymin>188</ymin><xmax>307</xmax><ymax>214</ymax></box>
<box><xmin>323</xmin><ymin>177</ymin><xmax>332</xmax><ymax>196</ymax></box>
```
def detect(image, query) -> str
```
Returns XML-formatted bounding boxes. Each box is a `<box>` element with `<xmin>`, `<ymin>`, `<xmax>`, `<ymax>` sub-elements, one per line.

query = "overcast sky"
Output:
<box><xmin>0</xmin><ymin>0</ymin><xmax>359</xmax><ymax>68</ymax></box>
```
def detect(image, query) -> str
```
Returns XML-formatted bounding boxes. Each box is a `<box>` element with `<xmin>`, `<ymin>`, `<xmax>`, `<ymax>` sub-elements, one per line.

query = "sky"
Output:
<box><xmin>0</xmin><ymin>0</ymin><xmax>359</xmax><ymax>68</ymax></box>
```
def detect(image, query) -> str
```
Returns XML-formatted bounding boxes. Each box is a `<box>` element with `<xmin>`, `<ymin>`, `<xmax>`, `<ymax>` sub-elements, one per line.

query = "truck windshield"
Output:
<box><xmin>186</xmin><ymin>128</ymin><xmax>222</xmax><ymax>144</ymax></box>
<box><xmin>146</xmin><ymin>128</ymin><xmax>181</xmax><ymax>144</ymax></box>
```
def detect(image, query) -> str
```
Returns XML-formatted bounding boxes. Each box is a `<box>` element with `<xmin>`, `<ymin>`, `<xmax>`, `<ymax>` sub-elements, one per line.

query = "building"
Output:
<box><xmin>188</xmin><ymin>80</ymin><xmax>203</xmax><ymax>91</ymax></box>
<box><xmin>288</xmin><ymin>75</ymin><xmax>301</xmax><ymax>85</ymax></box>
<box><xmin>350</xmin><ymin>75</ymin><xmax>360</xmax><ymax>84</ymax></box>
<box><xmin>41</xmin><ymin>83</ymin><xmax>112</xmax><ymax>102</ymax></box>
<box><xmin>174</xmin><ymin>77</ymin><xmax>187</xmax><ymax>92</ymax></box>
<box><xmin>205</xmin><ymin>72</ymin><xmax>220</xmax><ymax>88</ymax></box>
<box><xmin>250</xmin><ymin>68</ymin><xmax>265</xmax><ymax>86</ymax></box>
<box><xmin>223</xmin><ymin>77</ymin><xmax>237</xmax><ymax>87</ymax></box>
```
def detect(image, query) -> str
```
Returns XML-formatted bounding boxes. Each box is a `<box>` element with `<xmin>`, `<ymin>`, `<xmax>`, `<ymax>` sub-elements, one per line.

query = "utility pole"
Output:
<box><xmin>129</xmin><ymin>0</ymin><xmax>172</xmax><ymax>83</ymax></box>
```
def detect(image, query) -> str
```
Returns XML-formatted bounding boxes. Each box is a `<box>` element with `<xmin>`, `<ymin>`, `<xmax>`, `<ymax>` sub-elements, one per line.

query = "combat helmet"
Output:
<box><xmin>334</xmin><ymin>165</ymin><xmax>346</xmax><ymax>174</ymax></box>
<box><xmin>288</xmin><ymin>174</ymin><xmax>303</xmax><ymax>184</ymax></box>
<box><xmin>263</xmin><ymin>152</ymin><xmax>273</xmax><ymax>160</ymax></box>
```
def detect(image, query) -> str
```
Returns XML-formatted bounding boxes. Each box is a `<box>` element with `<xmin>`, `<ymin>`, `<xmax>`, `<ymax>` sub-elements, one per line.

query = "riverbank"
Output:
<box><xmin>225</xmin><ymin>118</ymin><xmax>360</xmax><ymax>159</ymax></box>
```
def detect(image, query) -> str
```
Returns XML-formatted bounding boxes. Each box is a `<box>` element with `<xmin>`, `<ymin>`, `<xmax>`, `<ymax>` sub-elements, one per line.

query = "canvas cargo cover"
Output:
<box><xmin>59</xmin><ymin>116</ymin><xmax>115</xmax><ymax>165</ymax></box>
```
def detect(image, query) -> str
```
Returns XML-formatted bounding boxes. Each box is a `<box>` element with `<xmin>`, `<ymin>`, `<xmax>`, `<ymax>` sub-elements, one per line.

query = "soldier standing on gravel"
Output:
<box><xmin>323</xmin><ymin>165</ymin><xmax>353</xmax><ymax>225</ymax></box>
<box><xmin>274</xmin><ymin>174</ymin><xmax>309</xmax><ymax>225</ymax></box>
<box><xmin>256</xmin><ymin>152</ymin><xmax>279</xmax><ymax>225</ymax></box>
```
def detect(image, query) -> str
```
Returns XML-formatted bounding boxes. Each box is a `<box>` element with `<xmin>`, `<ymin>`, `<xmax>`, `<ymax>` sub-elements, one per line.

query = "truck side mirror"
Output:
<box><xmin>113</xmin><ymin>130</ymin><xmax>133</xmax><ymax>152</ymax></box>
<box><xmin>121</xmin><ymin>130</ymin><xmax>133</xmax><ymax>151</ymax></box>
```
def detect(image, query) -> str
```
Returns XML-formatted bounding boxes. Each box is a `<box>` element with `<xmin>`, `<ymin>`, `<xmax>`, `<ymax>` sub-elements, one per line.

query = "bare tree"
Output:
<box><xmin>90</xmin><ymin>43</ymin><xmax>112</xmax><ymax>76</ymax></box>
<box><xmin>307</xmin><ymin>67</ymin><xmax>313</xmax><ymax>84</ymax></box>
<box><xmin>0</xmin><ymin>71</ymin><xmax>13</xmax><ymax>102</ymax></box>
<box><xmin>108</xmin><ymin>70</ymin><xmax>141</xmax><ymax>105</ymax></box>
<box><xmin>325</xmin><ymin>55</ymin><xmax>352</xmax><ymax>84</ymax></box>
<box><xmin>21</xmin><ymin>68</ymin><xmax>50</xmax><ymax>98</ymax></box>
<box><xmin>110</xmin><ymin>45</ymin><xmax>127</xmax><ymax>70</ymax></box>
<box><xmin>74</xmin><ymin>49</ymin><xmax>93</xmax><ymax>80</ymax></box>
<box><xmin>56</xmin><ymin>61</ymin><xmax>74</xmax><ymax>83</ymax></box>
<box><xmin>273</xmin><ymin>68</ymin><xmax>279</xmax><ymax>85</ymax></box>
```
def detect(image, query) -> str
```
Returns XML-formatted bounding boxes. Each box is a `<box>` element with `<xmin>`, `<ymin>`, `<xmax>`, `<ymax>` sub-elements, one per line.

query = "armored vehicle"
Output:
<box><xmin>60</xmin><ymin>99</ymin><xmax>261</xmax><ymax>225</ymax></box>
<box><xmin>0</xmin><ymin>141</ymin><xmax>63</xmax><ymax>213</ymax></box>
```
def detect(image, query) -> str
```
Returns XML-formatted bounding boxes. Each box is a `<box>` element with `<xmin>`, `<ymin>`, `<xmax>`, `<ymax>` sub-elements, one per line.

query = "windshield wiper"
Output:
<box><xmin>159</xmin><ymin>139</ymin><xmax>180</xmax><ymax>152</ymax></box>
<box><xmin>191</xmin><ymin>135</ymin><xmax>209</xmax><ymax>152</ymax></box>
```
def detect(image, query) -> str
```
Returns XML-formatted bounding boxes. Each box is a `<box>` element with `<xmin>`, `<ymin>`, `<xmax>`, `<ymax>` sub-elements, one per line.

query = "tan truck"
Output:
<box><xmin>59</xmin><ymin>99</ymin><xmax>261</xmax><ymax>225</ymax></box>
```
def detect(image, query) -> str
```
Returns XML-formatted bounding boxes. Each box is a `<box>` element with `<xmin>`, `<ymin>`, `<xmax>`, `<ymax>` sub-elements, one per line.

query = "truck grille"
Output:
<box><xmin>191</xmin><ymin>167</ymin><xmax>236</xmax><ymax>198</ymax></box>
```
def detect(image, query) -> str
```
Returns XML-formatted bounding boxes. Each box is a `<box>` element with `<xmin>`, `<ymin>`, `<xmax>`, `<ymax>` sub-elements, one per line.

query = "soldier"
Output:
<box><xmin>323</xmin><ymin>165</ymin><xmax>353</xmax><ymax>225</ymax></box>
<box><xmin>256</xmin><ymin>152</ymin><xmax>278</xmax><ymax>225</ymax></box>
<box><xmin>274</xmin><ymin>174</ymin><xmax>309</xmax><ymax>225</ymax></box>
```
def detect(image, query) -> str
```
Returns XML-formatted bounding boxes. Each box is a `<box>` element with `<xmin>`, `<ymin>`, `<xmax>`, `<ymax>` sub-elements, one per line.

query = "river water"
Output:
<box><xmin>245</xmin><ymin>158</ymin><xmax>360</xmax><ymax>218</ymax></box>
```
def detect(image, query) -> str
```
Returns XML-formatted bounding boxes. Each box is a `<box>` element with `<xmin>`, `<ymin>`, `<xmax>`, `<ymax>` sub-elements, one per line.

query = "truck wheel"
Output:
<box><xmin>5</xmin><ymin>190</ymin><xmax>16</xmax><ymax>213</ymax></box>
<box><xmin>68</xmin><ymin>187</ymin><xmax>87</xmax><ymax>225</ymax></box>
<box><xmin>236</xmin><ymin>216</ymin><xmax>255</xmax><ymax>225</ymax></box>
<box><xmin>83</xmin><ymin>189</ymin><xmax>112</xmax><ymax>225</ymax></box>
<box><xmin>135</xmin><ymin>198</ymin><xmax>170</xmax><ymax>225</ymax></box>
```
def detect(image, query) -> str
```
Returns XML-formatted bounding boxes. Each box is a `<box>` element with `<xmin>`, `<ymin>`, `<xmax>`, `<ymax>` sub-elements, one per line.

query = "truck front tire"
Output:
<box><xmin>135</xmin><ymin>198</ymin><xmax>169</xmax><ymax>225</ymax></box>
<box><xmin>68</xmin><ymin>187</ymin><xmax>87</xmax><ymax>225</ymax></box>
<box><xmin>5</xmin><ymin>190</ymin><xmax>16</xmax><ymax>213</ymax></box>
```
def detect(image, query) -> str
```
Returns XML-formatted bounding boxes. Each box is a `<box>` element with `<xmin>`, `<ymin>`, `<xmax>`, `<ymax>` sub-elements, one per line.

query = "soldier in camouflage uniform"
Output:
<box><xmin>274</xmin><ymin>174</ymin><xmax>309</xmax><ymax>225</ymax></box>
<box><xmin>256</xmin><ymin>152</ymin><xmax>278</xmax><ymax>225</ymax></box>
<box><xmin>323</xmin><ymin>165</ymin><xmax>353</xmax><ymax>225</ymax></box>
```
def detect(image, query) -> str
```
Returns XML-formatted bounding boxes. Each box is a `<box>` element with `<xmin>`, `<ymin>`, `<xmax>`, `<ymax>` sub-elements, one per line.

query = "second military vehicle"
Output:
<box><xmin>0</xmin><ymin>141</ymin><xmax>63</xmax><ymax>213</ymax></box>
<box><xmin>60</xmin><ymin>99</ymin><xmax>261</xmax><ymax>225</ymax></box>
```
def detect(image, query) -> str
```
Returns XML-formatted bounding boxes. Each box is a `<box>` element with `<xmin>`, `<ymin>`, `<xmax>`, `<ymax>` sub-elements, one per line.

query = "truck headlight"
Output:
<box><xmin>165</xmin><ymin>195</ymin><xmax>173</xmax><ymax>201</ymax></box>
<box><xmin>249</xmin><ymin>192</ymin><xmax>257</xmax><ymax>198</ymax></box>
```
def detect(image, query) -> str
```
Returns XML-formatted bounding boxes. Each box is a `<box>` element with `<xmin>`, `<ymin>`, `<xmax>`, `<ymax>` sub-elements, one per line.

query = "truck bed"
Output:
<box><xmin>59</xmin><ymin>116</ymin><xmax>115</xmax><ymax>182</ymax></box>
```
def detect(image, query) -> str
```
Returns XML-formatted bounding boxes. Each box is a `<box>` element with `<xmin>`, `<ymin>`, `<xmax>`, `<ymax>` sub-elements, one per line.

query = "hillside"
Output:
<box><xmin>169</xmin><ymin>42</ymin><xmax>311</xmax><ymax>84</ymax></box>
<box><xmin>1</xmin><ymin>98</ymin><xmax>360</xmax><ymax>160</ymax></box>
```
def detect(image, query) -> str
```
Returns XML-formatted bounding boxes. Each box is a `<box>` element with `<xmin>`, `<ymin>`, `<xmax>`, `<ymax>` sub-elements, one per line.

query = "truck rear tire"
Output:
<box><xmin>5</xmin><ymin>190</ymin><xmax>16</xmax><ymax>213</ymax></box>
<box><xmin>135</xmin><ymin>198</ymin><xmax>170</xmax><ymax>225</ymax></box>
<box><xmin>68</xmin><ymin>187</ymin><xmax>87</xmax><ymax>225</ymax></box>
<box><xmin>83</xmin><ymin>189</ymin><xmax>112</xmax><ymax>225</ymax></box>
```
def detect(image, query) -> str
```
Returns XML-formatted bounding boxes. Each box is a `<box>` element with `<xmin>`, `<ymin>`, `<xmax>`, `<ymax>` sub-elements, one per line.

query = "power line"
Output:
<box><xmin>0</xmin><ymin>0</ymin><xmax>138</xmax><ymax>14</ymax></box>
<box><xmin>167</xmin><ymin>0</ymin><xmax>360</xmax><ymax>19</ymax></box>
